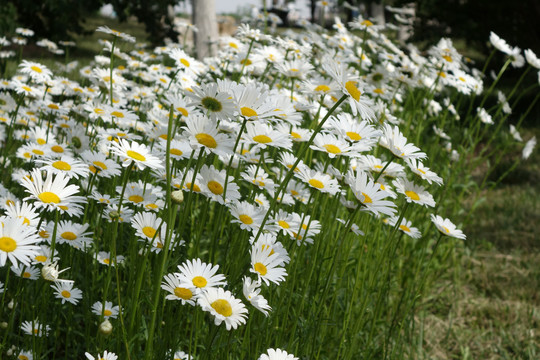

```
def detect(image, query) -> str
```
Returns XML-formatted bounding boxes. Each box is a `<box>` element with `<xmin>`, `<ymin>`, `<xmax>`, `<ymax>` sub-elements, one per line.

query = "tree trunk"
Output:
<box><xmin>192</xmin><ymin>0</ymin><xmax>218</xmax><ymax>59</ymax></box>
<box><xmin>371</xmin><ymin>1</ymin><xmax>386</xmax><ymax>26</ymax></box>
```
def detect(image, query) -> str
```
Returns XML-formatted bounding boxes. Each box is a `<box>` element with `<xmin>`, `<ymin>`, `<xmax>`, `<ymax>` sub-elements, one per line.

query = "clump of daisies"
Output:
<box><xmin>0</xmin><ymin>9</ymin><xmax>536</xmax><ymax>360</ymax></box>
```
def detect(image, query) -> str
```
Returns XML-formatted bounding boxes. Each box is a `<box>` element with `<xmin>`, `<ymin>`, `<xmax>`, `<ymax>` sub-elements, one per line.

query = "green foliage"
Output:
<box><xmin>3</xmin><ymin>0</ymin><xmax>179</xmax><ymax>44</ymax></box>
<box><xmin>394</xmin><ymin>0</ymin><xmax>540</xmax><ymax>55</ymax></box>
<box><xmin>108</xmin><ymin>0</ymin><xmax>179</xmax><ymax>44</ymax></box>
<box><xmin>0</xmin><ymin>2</ymin><xmax>17</xmax><ymax>36</ymax></box>
<box><xmin>5</xmin><ymin>0</ymin><xmax>102</xmax><ymax>40</ymax></box>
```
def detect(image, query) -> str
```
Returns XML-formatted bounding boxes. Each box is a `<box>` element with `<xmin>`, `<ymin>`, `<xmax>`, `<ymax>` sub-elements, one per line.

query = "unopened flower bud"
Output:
<box><xmin>6</xmin><ymin>349</ymin><xmax>13</xmax><ymax>356</ymax></box>
<box><xmin>7</xmin><ymin>299</ymin><xmax>14</xmax><ymax>310</ymax></box>
<box><xmin>0</xmin><ymin>322</ymin><xmax>7</xmax><ymax>328</ymax></box>
<box><xmin>171</xmin><ymin>190</ymin><xmax>184</xmax><ymax>204</ymax></box>
<box><xmin>109</xmin><ymin>210</ymin><xmax>120</xmax><ymax>220</ymax></box>
<box><xmin>99</xmin><ymin>319</ymin><xmax>113</xmax><ymax>335</ymax></box>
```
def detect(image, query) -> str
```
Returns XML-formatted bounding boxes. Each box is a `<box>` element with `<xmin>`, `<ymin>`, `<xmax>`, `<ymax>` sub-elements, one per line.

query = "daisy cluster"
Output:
<box><xmin>0</xmin><ymin>14</ymin><xmax>536</xmax><ymax>359</ymax></box>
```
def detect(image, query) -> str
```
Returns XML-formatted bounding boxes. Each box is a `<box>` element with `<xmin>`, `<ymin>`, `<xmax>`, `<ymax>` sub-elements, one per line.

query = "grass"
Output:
<box><xmin>417</xmin><ymin>126</ymin><xmax>540</xmax><ymax>359</ymax></box>
<box><xmin>4</xmin><ymin>15</ymin><xmax>148</xmax><ymax>79</ymax></box>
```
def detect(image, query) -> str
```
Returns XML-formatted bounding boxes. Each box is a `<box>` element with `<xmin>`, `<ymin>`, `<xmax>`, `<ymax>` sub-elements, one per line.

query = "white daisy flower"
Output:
<box><xmin>258</xmin><ymin>348</ymin><xmax>298</xmax><ymax>360</ymax></box>
<box><xmin>393</xmin><ymin>178</ymin><xmax>436</xmax><ymax>208</ymax></box>
<box><xmin>242</xmin><ymin>277</ymin><xmax>272</xmax><ymax>316</ymax></box>
<box><xmin>51</xmin><ymin>281</ymin><xmax>83</xmax><ymax>305</ymax></box>
<box><xmin>250</xmin><ymin>245</ymin><xmax>287</xmax><ymax>286</ymax></box>
<box><xmin>430</xmin><ymin>214</ymin><xmax>466</xmax><ymax>240</ymax></box>
<box><xmin>161</xmin><ymin>273</ymin><xmax>197</xmax><ymax>306</ymax></box>
<box><xmin>0</xmin><ymin>217</ymin><xmax>40</xmax><ymax>267</ymax></box>
<box><xmin>229</xmin><ymin>201</ymin><xmax>266</xmax><ymax>232</ymax></box>
<box><xmin>176</xmin><ymin>258</ymin><xmax>227</xmax><ymax>294</ymax></box>
<box><xmin>184</xmin><ymin>115</ymin><xmax>233</xmax><ymax>157</ymax></box>
<box><xmin>295</xmin><ymin>167</ymin><xmax>340</xmax><ymax>195</ymax></box>
<box><xmin>91</xmin><ymin>301</ymin><xmax>120</xmax><ymax>319</ymax></box>
<box><xmin>198</xmin><ymin>287</ymin><xmax>248</xmax><ymax>330</ymax></box>
<box><xmin>21</xmin><ymin>320</ymin><xmax>50</xmax><ymax>337</ymax></box>
<box><xmin>348</xmin><ymin>170</ymin><xmax>397</xmax><ymax>217</ymax></box>
<box><xmin>20</xmin><ymin>169</ymin><xmax>84</xmax><ymax>215</ymax></box>
<box><xmin>109</xmin><ymin>139</ymin><xmax>164</xmax><ymax>171</ymax></box>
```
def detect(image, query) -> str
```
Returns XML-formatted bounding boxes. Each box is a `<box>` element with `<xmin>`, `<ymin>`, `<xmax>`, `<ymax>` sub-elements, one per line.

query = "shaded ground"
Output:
<box><xmin>418</xmin><ymin>126</ymin><xmax>540</xmax><ymax>359</ymax></box>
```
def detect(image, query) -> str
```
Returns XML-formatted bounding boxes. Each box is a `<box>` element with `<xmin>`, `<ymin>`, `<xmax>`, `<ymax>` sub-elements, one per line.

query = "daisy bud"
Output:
<box><xmin>6</xmin><ymin>349</ymin><xmax>13</xmax><ymax>356</ymax></box>
<box><xmin>7</xmin><ymin>299</ymin><xmax>14</xmax><ymax>310</ymax></box>
<box><xmin>99</xmin><ymin>319</ymin><xmax>113</xmax><ymax>335</ymax></box>
<box><xmin>109</xmin><ymin>210</ymin><xmax>120</xmax><ymax>220</ymax></box>
<box><xmin>171</xmin><ymin>190</ymin><xmax>184</xmax><ymax>204</ymax></box>
<box><xmin>0</xmin><ymin>322</ymin><xmax>7</xmax><ymax>328</ymax></box>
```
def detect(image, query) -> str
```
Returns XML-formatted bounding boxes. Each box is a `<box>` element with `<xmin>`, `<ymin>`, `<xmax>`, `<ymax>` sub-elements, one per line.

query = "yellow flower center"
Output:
<box><xmin>52</xmin><ymin>160</ymin><xmax>71</xmax><ymax>171</ymax></box>
<box><xmin>93</xmin><ymin>161</ymin><xmax>108</xmax><ymax>170</ymax></box>
<box><xmin>128</xmin><ymin>195</ymin><xmax>144</xmax><ymax>203</ymax></box>
<box><xmin>254</xmin><ymin>262</ymin><xmax>268</xmax><ymax>276</ymax></box>
<box><xmin>170</xmin><ymin>148</ymin><xmax>183</xmax><ymax>156</ymax></box>
<box><xmin>37</xmin><ymin>138</ymin><xmax>46</xmax><ymax>145</ymax></box>
<box><xmin>278</xmin><ymin>220</ymin><xmax>290</xmax><ymax>229</ymax></box>
<box><xmin>345</xmin><ymin>81</ymin><xmax>361</xmax><ymax>101</ymax></box>
<box><xmin>0</xmin><ymin>237</ymin><xmax>17</xmax><ymax>252</ymax></box>
<box><xmin>291</xmin><ymin>131</ymin><xmax>301</xmax><ymax>139</ymax></box>
<box><xmin>32</xmin><ymin>149</ymin><xmax>44</xmax><ymax>155</ymax></box>
<box><xmin>195</xmin><ymin>133</ymin><xmax>217</xmax><ymax>148</ymax></box>
<box><xmin>361</xmin><ymin>19</ymin><xmax>373</xmax><ymax>26</ymax></box>
<box><xmin>308</xmin><ymin>179</ymin><xmax>324</xmax><ymax>189</ymax></box>
<box><xmin>22</xmin><ymin>86</ymin><xmax>32</xmax><ymax>92</ymax></box>
<box><xmin>443</xmin><ymin>226</ymin><xmax>450</xmax><ymax>233</ymax></box>
<box><xmin>207</xmin><ymin>181</ymin><xmax>224</xmax><ymax>195</ymax></box>
<box><xmin>39</xmin><ymin>192</ymin><xmax>60</xmax><ymax>204</ymax></box>
<box><xmin>23</xmin><ymin>272</ymin><xmax>31</xmax><ymax>278</ymax></box>
<box><xmin>35</xmin><ymin>255</ymin><xmax>47</xmax><ymax>262</ymax></box>
<box><xmin>31</xmin><ymin>65</ymin><xmax>43</xmax><ymax>73</ymax></box>
<box><xmin>314</xmin><ymin>84</ymin><xmax>330</xmax><ymax>92</ymax></box>
<box><xmin>186</xmin><ymin>182</ymin><xmax>201</xmax><ymax>192</ymax></box>
<box><xmin>374</xmin><ymin>88</ymin><xmax>384</xmax><ymax>94</ymax></box>
<box><xmin>127</xmin><ymin>150</ymin><xmax>146</xmax><ymax>162</ymax></box>
<box><xmin>51</xmin><ymin>145</ymin><xmax>64</xmax><ymax>153</ymax></box>
<box><xmin>61</xmin><ymin>290</ymin><xmax>71</xmax><ymax>298</ymax></box>
<box><xmin>346</xmin><ymin>131</ymin><xmax>362</xmax><ymax>141</ymax></box>
<box><xmin>442</xmin><ymin>55</ymin><xmax>453</xmax><ymax>62</ymax></box>
<box><xmin>253</xmin><ymin>135</ymin><xmax>272</xmax><ymax>144</ymax></box>
<box><xmin>48</xmin><ymin>103</ymin><xmax>59</xmax><ymax>110</ymax></box>
<box><xmin>239</xmin><ymin>214</ymin><xmax>254</xmax><ymax>225</ymax></box>
<box><xmin>174</xmin><ymin>287</ymin><xmax>193</xmax><ymax>300</ymax></box>
<box><xmin>211</xmin><ymin>299</ymin><xmax>232</xmax><ymax>317</ymax></box>
<box><xmin>399</xmin><ymin>225</ymin><xmax>411</xmax><ymax>232</ymax></box>
<box><xmin>192</xmin><ymin>276</ymin><xmax>207</xmax><ymax>288</ymax></box>
<box><xmin>60</xmin><ymin>231</ymin><xmax>77</xmax><ymax>241</ymax></box>
<box><xmin>104</xmin><ymin>309</ymin><xmax>112</xmax><ymax>316</ymax></box>
<box><xmin>110</xmin><ymin>111</ymin><xmax>124</xmax><ymax>118</ymax></box>
<box><xmin>361</xmin><ymin>192</ymin><xmax>372</xmax><ymax>204</ymax></box>
<box><xmin>180</xmin><ymin>58</ymin><xmax>190</xmax><ymax>67</ymax></box>
<box><xmin>142</xmin><ymin>226</ymin><xmax>157</xmax><ymax>238</ymax></box>
<box><xmin>405</xmin><ymin>190</ymin><xmax>420</xmax><ymax>201</ymax></box>
<box><xmin>324</xmin><ymin>144</ymin><xmax>341</xmax><ymax>154</ymax></box>
<box><xmin>176</xmin><ymin>107</ymin><xmax>188</xmax><ymax>117</ymax></box>
<box><xmin>241</xmin><ymin>107</ymin><xmax>258</xmax><ymax>117</ymax></box>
